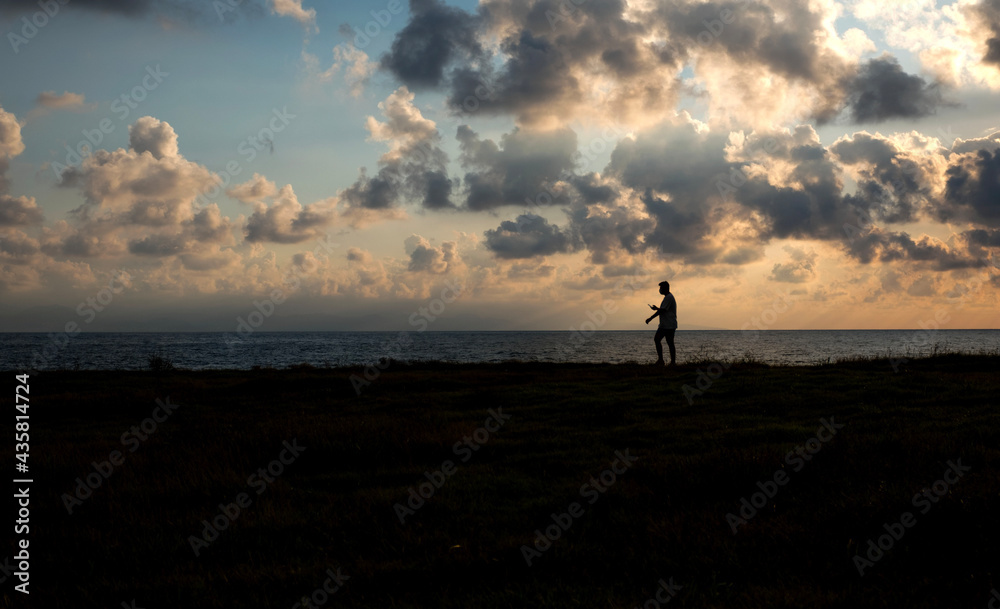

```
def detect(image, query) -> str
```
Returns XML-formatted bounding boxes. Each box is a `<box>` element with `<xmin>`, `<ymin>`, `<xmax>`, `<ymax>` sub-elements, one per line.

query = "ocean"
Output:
<box><xmin>1</xmin><ymin>329</ymin><xmax>998</xmax><ymax>371</ymax></box>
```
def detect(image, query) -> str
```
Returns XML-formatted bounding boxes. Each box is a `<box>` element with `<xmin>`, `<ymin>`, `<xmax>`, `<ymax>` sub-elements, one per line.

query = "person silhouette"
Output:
<box><xmin>645</xmin><ymin>281</ymin><xmax>677</xmax><ymax>366</ymax></box>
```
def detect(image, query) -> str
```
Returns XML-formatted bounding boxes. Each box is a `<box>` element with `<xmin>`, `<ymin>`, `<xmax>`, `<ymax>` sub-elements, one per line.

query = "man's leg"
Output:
<box><xmin>666</xmin><ymin>329</ymin><xmax>676</xmax><ymax>365</ymax></box>
<box><xmin>654</xmin><ymin>329</ymin><xmax>665</xmax><ymax>364</ymax></box>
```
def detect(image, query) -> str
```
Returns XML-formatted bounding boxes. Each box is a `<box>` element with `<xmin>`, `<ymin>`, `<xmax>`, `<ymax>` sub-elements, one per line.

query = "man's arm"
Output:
<box><xmin>645</xmin><ymin>309</ymin><xmax>662</xmax><ymax>324</ymax></box>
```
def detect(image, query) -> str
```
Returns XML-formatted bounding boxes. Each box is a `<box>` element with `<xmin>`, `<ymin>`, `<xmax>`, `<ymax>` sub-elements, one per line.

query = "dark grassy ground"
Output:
<box><xmin>2</xmin><ymin>354</ymin><xmax>998</xmax><ymax>608</ymax></box>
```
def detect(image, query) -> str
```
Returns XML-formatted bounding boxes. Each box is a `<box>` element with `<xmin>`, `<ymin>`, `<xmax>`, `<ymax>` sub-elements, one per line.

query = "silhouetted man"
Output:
<box><xmin>645</xmin><ymin>281</ymin><xmax>677</xmax><ymax>366</ymax></box>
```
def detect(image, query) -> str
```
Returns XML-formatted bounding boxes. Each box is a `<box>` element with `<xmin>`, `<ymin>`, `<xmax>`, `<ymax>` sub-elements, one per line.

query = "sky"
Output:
<box><xmin>0</xmin><ymin>0</ymin><xmax>998</xmax><ymax>332</ymax></box>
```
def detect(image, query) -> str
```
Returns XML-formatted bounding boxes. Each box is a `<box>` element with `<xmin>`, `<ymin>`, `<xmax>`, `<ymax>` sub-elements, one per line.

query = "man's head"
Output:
<box><xmin>659</xmin><ymin>281</ymin><xmax>670</xmax><ymax>294</ymax></box>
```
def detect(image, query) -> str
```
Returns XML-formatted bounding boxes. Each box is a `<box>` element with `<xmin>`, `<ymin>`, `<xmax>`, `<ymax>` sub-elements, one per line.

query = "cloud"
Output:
<box><xmin>457</xmin><ymin>125</ymin><xmax>577</xmax><ymax>210</ymax></box>
<box><xmin>405</xmin><ymin>234</ymin><xmax>459</xmax><ymax>273</ymax></box>
<box><xmin>0</xmin><ymin>196</ymin><xmax>44</xmax><ymax>226</ymax></box>
<box><xmin>831</xmin><ymin>131</ymin><xmax>933</xmax><ymax>224</ymax></box>
<box><xmin>0</xmin><ymin>0</ymin><xmax>151</xmax><ymax>16</ymax></box>
<box><xmin>0</xmin><ymin>105</ymin><xmax>43</xmax><ymax>228</ymax></box>
<box><xmin>0</xmin><ymin>106</ymin><xmax>25</xmax><ymax>160</ymax></box>
<box><xmin>0</xmin><ymin>0</ymin><xmax>265</xmax><ymax>23</ymax></box>
<box><xmin>311</xmin><ymin>44</ymin><xmax>377</xmax><ymax>97</ymax></box>
<box><xmin>841</xmin><ymin>56</ymin><xmax>949</xmax><ymax>123</ymax></box>
<box><xmin>226</xmin><ymin>172</ymin><xmax>280</xmax><ymax>202</ymax></box>
<box><xmin>447</xmin><ymin>30</ymin><xmax>583</xmax><ymax>125</ymax></box>
<box><xmin>769</xmin><ymin>246</ymin><xmax>818</xmax><ymax>283</ymax></box>
<box><xmin>569</xmin><ymin>201</ymin><xmax>654</xmax><ymax>265</ymax></box>
<box><xmin>378</xmin><ymin>0</ymin><xmax>957</xmax><ymax>129</ymax></box>
<box><xmin>950</xmin><ymin>130</ymin><xmax>1000</xmax><ymax>154</ymax></box>
<box><xmin>243</xmin><ymin>183</ymin><xmax>337</xmax><ymax>244</ymax></box>
<box><xmin>26</xmin><ymin>91</ymin><xmax>96</xmax><ymax>120</ymax></box>
<box><xmin>965</xmin><ymin>0</ymin><xmax>1000</xmax><ymax>68</ymax></box>
<box><xmin>48</xmin><ymin>116</ymin><xmax>234</xmax><ymax>261</ymax></box>
<box><xmin>599</xmin><ymin>117</ymin><xmax>742</xmax><ymax>260</ymax></box>
<box><xmin>942</xmin><ymin>148</ymin><xmax>1000</xmax><ymax>227</ymax></box>
<box><xmin>271</xmin><ymin>0</ymin><xmax>315</xmax><ymax>29</ymax></box>
<box><xmin>846</xmin><ymin>229</ymin><xmax>982</xmax><ymax>270</ymax></box>
<box><xmin>346</xmin><ymin>247</ymin><xmax>372</xmax><ymax>264</ymax></box>
<box><xmin>906</xmin><ymin>273</ymin><xmax>937</xmax><ymax>297</ymax></box>
<box><xmin>127</xmin><ymin>116</ymin><xmax>180</xmax><ymax>159</ymax></box>
<box><xmin>339</xmin><ymin>87</ymin><xmax>455</xmax><ymax>220</ymax></box>
<box><xmin>381</xmin><ymin>0</ymin><xmax>483</xmax><ymax>89</ymax></box>
<box><xmin>484</xmin><ymin>213</ymin><xmax>576</xmax><ymax>259</ymax></box>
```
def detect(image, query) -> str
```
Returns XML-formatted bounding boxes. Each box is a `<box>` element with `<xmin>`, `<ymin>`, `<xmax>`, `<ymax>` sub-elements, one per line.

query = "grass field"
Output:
<box><xmin>3</xmin><ymin>353</ymin><xmax>998</xmax><ymax>608</ymax></box>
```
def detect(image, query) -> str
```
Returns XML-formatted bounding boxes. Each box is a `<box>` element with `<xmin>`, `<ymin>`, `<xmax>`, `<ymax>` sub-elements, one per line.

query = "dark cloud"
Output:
<box><xmin>340</xmin><ymin>88</ymin><xmax>456</xmax><ymax>214</ymax></box>
<box><xmin>970</xmin><ymin>0</ymin><xmax>1000</xmax><ymax>66</ymax></box>
<box><xmin>606</xmin><ymin>122</ymin><xmax>731</xmax><ymax>197</ymax></box>
<box><xmin>0</xmin><ymin>0</ymin><xmax>265</xmax><ymax>22</ymax></box>
<box><xmin>661</xmin><ymin>0</ymin><xmax>825</xmax><ymax>81</ymax></box>
<box><xmin>484</xmin><ymin>213</ymin><xmax>576</xmax><ymax>259</ymax></box>
<box><xmin>640</xmin><ymin>190</ymin><xmax>714</xmax><ymax>256</ymax></box>
<box><xmin>568</xmin><ymin>204</ymin><xmax>652</xmax><ymax>265</ymax></box>
<box><xmin>0</xmin><ymin>196</ymin><xmax>44</xmax><ymax>226</ymax></box>
<box><xmin>447</xmin><ymin>30</ymin><xmax>582</xmax><ymax>122</ymax></box>
<box><xmin>128</xmin><ymin>233</ymin><xmax>184</xmax><ymax>256</ymax></box>
<box><xmin>600</xmin><ymin>121</ymin><xmax>744</xmax><ymax>260</ymax></box>
<box><xmin>943</xmin><ymin>148</ymin><xmax>1000</xmax><ymax>225</ymax></box>
<box><xmin>570</xmin><ymin>173</ymin><xmax>617</xmax><ymax>205</ymax></box>
<box><xmin>457</xmin><ymin>125</ymin><xmax>577</xmax><ymax>210</ymax></box>
<box><xmin>340</xmin><ymin>169</ymin><xmax>399</xmax><ymax>210</ymax></box>
<box><xmin>446</xmin><ymin>0</ymin><xmax>680</xmax><ymax>122</ymax></box>
<box><xmin>381</xmin><ymin>0</ymin><xmax>482</xmax><ymax>89</ymax></box>
<box><xmin>0</xmin><ymin>159</ymin><xmax>8</xmax><ymax>194</ymax></box>
<box><xmin>420</xmin><ymin>170</ymin><xmax>455</xmax><ymax>209</ymax></box>
<box><xmin>1</xmin><ymin>0</ymin><xmax>150</xmax><ymax>15</ymax></box>
<box><xmin>831</xmin><ymin>132</ymin><xmax>927</xmax><ymax>224</ymax></box>
<box><xmin>341</xmin><ymin>143</ymin><xmax>454</xmax><ymax>212</ymax></box>
<box><xmin>846</xmin><ymin>230</ymin><xmax>981</xmax><ymax>270</ymax></box>
<box><xmin>842</xmin><ymin>57</ymin><xmax>948</xmax><ymax>123</ymax></box>
<box><xmin>964</xmin><ymin>228</ymin><xmax>1000</xmax><ymax>247</ymax></box>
